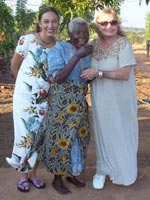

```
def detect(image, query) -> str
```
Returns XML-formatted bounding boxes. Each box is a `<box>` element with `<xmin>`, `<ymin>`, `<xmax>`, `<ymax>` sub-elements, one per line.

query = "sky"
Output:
<box><xmin>120</xmin><ymin>0</ymin><xmax>150</xmax><ymax>28</ymax></box>
<box><xmin>5</xmin><ymin>0</ymin><xmax>150</xmax><ymax>29</ymax></box>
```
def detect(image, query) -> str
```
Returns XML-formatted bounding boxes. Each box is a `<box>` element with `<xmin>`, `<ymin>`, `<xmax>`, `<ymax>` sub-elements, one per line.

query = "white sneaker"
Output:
<box><xmin>92</xmin><ymin>174</ymin><xmax>106</xmax><ymax>189</ymax></box>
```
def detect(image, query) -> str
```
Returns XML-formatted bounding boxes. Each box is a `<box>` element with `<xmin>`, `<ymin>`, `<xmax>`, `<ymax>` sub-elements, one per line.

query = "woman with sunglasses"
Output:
<box><xmin>81</xmin><ymin>8</ymin><xmax>138</xmax><ymax>189</ymax></box>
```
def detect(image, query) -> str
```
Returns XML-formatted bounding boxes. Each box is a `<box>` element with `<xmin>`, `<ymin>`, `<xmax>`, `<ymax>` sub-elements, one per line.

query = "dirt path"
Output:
<box><xmin>0</xmin><ymin>47</ymin><xmax>150</xmax><ymax>200</ymax></box>
<box><xmin>0</xmin><ymin>47</ymin><xmax>150</xmax><ymax>167</ymax></box>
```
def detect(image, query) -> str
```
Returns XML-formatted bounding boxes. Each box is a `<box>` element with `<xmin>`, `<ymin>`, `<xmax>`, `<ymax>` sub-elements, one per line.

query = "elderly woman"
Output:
<box><xmin>35</xmin><ymin>17</ymin><xmax>93</xmax><ymax>194</ymax></box>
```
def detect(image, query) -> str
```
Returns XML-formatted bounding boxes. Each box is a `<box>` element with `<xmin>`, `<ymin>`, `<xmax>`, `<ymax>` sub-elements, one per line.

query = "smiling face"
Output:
<box><xmin>69</xmin><ymin>23</ymin><xmax>89</xmax><ymax>49</ymax></box>
<box><xmin>39</xmin><ymin>11</ymin><xmax>59</xmax><ymax>37</ymax></box>
<box><xmin>96</xmin><ymin>13</ymin><xmax>119</xmax><ymax>38</ymax></box>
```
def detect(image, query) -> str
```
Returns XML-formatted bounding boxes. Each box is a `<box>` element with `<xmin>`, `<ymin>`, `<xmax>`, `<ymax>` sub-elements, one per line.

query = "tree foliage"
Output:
<box><xmin>0</xmin><ymin>0</ymin><xmax>15</xmax><ymax>57</ymax></box>
<box><xmin>145</xmin><ymin>12</ymin><xmax>150</xmax><ymax>40</ymax></box>
<box><xmin>0</xmin><ymin>0</ymin><xmax>14</xmax><ymax>36</ymax></box>
<box><xmin>44</xmin><ymin>0</ymin><xmax>123</xmax><ymax>31</ymax></box>
<box><xmin>126</xmin><ymin>30</ymin><xmax>144</xmax><ymax>44</ymax></box>
<box><xmin>0</xmin><ymin>0</ymin><xmax>36</xmax><ymax>59</ymax></box>
<box><xmin>0</xmin><ymin>0</ymin><xmax>150</xmax><ymax>59</ymax></box>
<box><xmin>15</xmin><ymin>0</ymin><xmax>36</xmax><ymax>35</ymax></box>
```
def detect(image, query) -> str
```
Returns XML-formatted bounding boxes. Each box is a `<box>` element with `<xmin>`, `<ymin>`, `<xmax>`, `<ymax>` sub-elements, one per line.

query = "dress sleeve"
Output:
<box><xmin>15</xmin><ymin>35</ymin><xmax>29</xmax><ymax>57</ymax></box>
<box><xmin>47</xmin><ymin>43</ymin><xmax>65</xmax><ymax>79</ymax></box>
<box><xmin>118</xmin><ymin>40</ymin><xmax>136</xmax><ymax>68</ymax></box>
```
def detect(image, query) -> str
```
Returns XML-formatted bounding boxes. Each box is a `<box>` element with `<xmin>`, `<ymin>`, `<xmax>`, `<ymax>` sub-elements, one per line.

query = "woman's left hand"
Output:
<box><xmin>81</xmin><ymin>68</ymin><xmax>98</xmax><ymax>80</ymax></box>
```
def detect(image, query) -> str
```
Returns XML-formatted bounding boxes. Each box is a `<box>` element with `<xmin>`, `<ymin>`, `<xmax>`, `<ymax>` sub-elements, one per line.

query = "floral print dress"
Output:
<box><xmin>35</xmin><ymin>42</ymin><xmax>91</xmax><ymax>176</ymax></box>
<box><xmin>6</xmin><ymin>34</ymin><xmax>52</xmax><ymax>173</ymax></box>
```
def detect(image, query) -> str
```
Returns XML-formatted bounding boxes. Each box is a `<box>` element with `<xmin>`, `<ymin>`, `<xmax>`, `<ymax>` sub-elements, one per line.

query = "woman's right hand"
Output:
<box><xmin>81</xmin><ymin>68</ymin><xmax>99</xmax><ymax>80</ymax></box>
<box><xmin>75</xmin><ymin>45</ymin><xmax>93</xmax><ymax>59</ymax></box>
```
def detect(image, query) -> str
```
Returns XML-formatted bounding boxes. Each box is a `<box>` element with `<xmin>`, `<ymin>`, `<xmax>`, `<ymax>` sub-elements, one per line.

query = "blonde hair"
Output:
<box><xmin>95</xmin><ymin>8</ymin><xmax>125</xmax><ymax>39</ymax></box>
<box><xmin>68</xmin><ymin>17</ymin><xmax>88</xmax><ymax>33</ymax></box>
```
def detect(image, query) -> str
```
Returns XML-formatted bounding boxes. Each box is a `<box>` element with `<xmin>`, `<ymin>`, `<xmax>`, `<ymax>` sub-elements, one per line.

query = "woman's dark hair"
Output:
<box><xmin>36</xmin><ymin>6</ymin><xmax>60</xmax><ymax>32</ymax></box>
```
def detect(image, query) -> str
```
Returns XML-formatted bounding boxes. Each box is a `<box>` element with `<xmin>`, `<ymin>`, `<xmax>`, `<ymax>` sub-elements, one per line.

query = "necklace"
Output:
<box><xmin>38</xmin><ymin>33</ymin><xmax>55</xmax><ymax>45</ymax></box>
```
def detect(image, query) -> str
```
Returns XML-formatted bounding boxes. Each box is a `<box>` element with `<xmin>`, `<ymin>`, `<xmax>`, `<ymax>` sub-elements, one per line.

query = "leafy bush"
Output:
<box><xmin>0</xmin><ymin>0</ymin><xmax>36</xmax><ymax>66</ymax></box>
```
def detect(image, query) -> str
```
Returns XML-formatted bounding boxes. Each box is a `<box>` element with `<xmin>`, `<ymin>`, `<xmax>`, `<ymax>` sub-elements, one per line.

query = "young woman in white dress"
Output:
<box><xmin>6</xmin><ymin>6</ymin><xmax>60</xmax><ymax>192</ymax></box>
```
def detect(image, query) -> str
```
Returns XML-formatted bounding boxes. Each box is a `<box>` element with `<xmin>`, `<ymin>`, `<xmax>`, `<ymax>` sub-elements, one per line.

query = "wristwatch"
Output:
<box><xmin>98</xmin><ymin>69</ymin><xmax>103</xmax><ymax>78</ymax></box>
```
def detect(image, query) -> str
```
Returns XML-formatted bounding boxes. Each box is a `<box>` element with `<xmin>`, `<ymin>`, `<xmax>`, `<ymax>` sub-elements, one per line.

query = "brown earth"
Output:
<box><xmin>0</xmin><ymin>46</ymin><xmax>150</xmax><ymax>200</ymax></box>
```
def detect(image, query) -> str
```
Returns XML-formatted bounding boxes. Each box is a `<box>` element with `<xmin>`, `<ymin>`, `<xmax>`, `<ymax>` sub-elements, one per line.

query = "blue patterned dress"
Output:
<box><xmin>36</xmin><ymin>42</ymin><xmax>91</xmax><ymax>176</ymax></box>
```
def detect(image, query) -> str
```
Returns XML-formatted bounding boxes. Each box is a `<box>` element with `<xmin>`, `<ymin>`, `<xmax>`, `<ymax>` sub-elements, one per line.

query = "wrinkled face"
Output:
<box><xmin>39</xmin><ymin>11</ymin><xmax>59</xmax><ymax>36</ymax></box>
<box><xmin>96</xmin><ymin>13</ymin><xmax>119</xmax><ymax>37</ymax></box>
<box><xmin>69</xmin><ymin>23</ymin><xmax>89</xmax><ymax>49</ymax></box>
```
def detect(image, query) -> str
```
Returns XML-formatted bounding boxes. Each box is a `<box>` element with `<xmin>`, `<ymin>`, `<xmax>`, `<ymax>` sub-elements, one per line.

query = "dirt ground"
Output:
<box><xmin>0</xmin><ymin>46</ymin><xmax>150</xmax><ymax>199</ymax></box>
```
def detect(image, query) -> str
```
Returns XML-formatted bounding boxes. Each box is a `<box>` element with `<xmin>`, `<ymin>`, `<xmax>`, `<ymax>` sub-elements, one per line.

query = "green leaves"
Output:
<box><xmin>15</xmin><ymin>0</ymin><xmax>36</xmax><ymax>34</ymax></box>
<box><xmin>0</xmin><ymin>0</ymin><xmax>15</xmax><ymax>57</ymax></box>
<box><xmin>0</xmin><ymin>0</ymin><xmax>36</xmax><ymax>59</ymax></box>
<box><xmin>145</xmin><ymin>12</ymin><xmax>150</xmax><ymax>40</ymax></box>
<box><xmin>45</xmin><ymin>0</ymin><xmax>123</xmax><ymax>32</ymax></box>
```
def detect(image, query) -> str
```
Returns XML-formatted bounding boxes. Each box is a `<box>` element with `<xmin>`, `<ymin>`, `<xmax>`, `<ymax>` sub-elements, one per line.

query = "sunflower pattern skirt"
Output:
<box><xmin>35</xmin><ymin>81</ymin><xmax>90</xmax><ymax>176</ymax></box>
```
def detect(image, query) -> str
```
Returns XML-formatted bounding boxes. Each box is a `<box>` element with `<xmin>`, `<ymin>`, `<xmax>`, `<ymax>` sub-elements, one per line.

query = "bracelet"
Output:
<box><xmin>98</xmin><ymin>70</ymin><xmax>103</xmax><ymax>78</ymax></box>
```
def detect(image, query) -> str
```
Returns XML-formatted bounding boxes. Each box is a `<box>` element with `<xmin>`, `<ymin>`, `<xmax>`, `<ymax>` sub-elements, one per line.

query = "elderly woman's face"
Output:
<box><xmin>69</xmin><ymin>23</ymin><xmax>89</xmax><ymax>49</ymax></box>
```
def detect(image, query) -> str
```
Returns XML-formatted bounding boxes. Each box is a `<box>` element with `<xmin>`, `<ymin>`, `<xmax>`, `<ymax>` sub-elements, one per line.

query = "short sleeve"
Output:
<box><xmin>47</xmin><ymin>43</ymin><xmax>65</xmax><ymax>78</ymax></box>
<box><xmin>15</xmin><ymin>35</ymin><xmax>29</xmax><ymax>57</ymax></box>
<box><xmin>118</xmin><ymin>40</ymin><xmax>136</xmax><ymax>68</ymax></box>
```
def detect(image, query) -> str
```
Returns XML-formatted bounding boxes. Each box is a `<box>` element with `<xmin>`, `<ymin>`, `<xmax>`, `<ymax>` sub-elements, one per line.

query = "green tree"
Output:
<box><xmin>15</xmin><ymin>0</ymin><xmax>36</xmax><ymax>36</ymax></box>
<box><xmin>43</xmin><ymin>0</ymin><xmax>123</xmax><ymax>31</ymax></box>
<box><xmin>145</xmin><ymin>12</ymin><xmax>150</xmax><ymax>40</ymax></box>
<box><xmin>0</xmin><ymin>0</ymin><xmax>15</xmax><ymax>57</ymax></box>
<box><xmin>0</xmin><ymin>0</ymin><xmax>37</xmax><ymax>60</ymax></box>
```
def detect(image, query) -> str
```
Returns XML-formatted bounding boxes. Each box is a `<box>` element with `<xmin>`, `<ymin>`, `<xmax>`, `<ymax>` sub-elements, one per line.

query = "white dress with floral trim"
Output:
<box><xmin>90</xmin><ymin>37</ymin><xmax>139</xmax><ymax>185</ymax></box>
<box><xmin>6</xmin><ymin>34</ymin><xmax>51</xmax><ymax>173</ymax></box>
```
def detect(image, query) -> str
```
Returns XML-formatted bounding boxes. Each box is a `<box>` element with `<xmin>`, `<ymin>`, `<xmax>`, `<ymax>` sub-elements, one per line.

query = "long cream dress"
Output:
<box><xmin>90</xmin><ymin>37</ymin><xmax>139</xmax><ymax>185</ymax></box>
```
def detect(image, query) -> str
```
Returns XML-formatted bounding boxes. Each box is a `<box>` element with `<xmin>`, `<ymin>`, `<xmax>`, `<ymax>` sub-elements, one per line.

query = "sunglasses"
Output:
<box><xmin>97</xmin><ymin>20</ymin><xmax>118</xmax><ymax>27</ymax></box>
